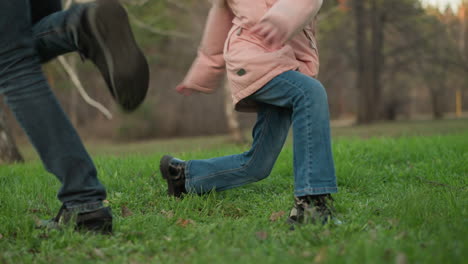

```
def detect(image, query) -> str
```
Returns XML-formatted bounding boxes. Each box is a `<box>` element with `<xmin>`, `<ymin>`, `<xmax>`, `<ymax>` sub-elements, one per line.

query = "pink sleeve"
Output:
<box><xmin>259</xmin><ymin>0</ymin><xmax>322</xmax><ymax>44</ymax></box>
<box><xmin>183</xmin><ymin>2</ymin><xmax>234</xmax><ymax>93</ymax></box>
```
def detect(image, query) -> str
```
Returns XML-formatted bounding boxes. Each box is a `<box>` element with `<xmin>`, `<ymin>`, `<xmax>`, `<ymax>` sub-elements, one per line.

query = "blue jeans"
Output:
<box><xmin>186</xmin><ymin>71</ymin><xmax>337</xmax><ymax>197</ymax></box>
<box><xmin>0</xmin><ymin>0</ymin><xmax>105</xmax><ymax>207</ymax></box>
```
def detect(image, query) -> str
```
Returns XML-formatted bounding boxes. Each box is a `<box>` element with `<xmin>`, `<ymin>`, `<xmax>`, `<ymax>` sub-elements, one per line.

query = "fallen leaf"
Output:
<box><xmin>176</xmin><ymin>218</ymin><xmax>195</xmax><ymax>227</ymax></box>
<box><xmin>39</xmin><ymin>233</ymin><xmax>49</xmax><ymax>239</ymax></box>
<box><xmin>314</xmin><ymin>247</ymin><xmax>328</xmax><ymax>263</ymax></box>
<box><xmin>103</xmin><ymin>200</ymin><xmax>110</xmax><ymax>205</ymax></box>
<box><xmin>369</xmin><ymin>229</ymin><xmax>378</xmax><ymax>240</ymax></box>
<box><xmin>383</xmin><ymin>248</ymin><xmax>393</xmax><ymax>260</ymax></box>
<box><xmin>0</xmin><ymin>234</ymin><xmax>3</xmax><ymax>239</ymax></box>
<box><xmin>93</xmin><ymin>248</ymin><xmax>105</xmax><ymax>258</ymax></box>
<box><xmin>121</xmin><ymin>205</ymin><xmax>133</xmax><ymax>218</ymax></box>
<box><xmin>269</xmin><ymin>211</ymin><xmax>286</xmax><ymax>222</ymax></box>
<box><xmin>394</xmin><ymin>231</ymin><xmax>407</xmax><ymax>240</ymax></box>
<box><xmin>161</xmin><ymin>210</ymin><xmax>174</xmax><ymax>219</ymax></box>
<box><xmin>255</xmin><ymin>231</ymin><xmax>268</xmax><ymax>240</ymax></box>
<box><xmin>338</xmin><ymin>244</ymin><xmax>346</xmax><ymax>256</ymax></box>
<box><xmin>33</xmin><ymin>216</ymin><xmax>42</xmax><ymax>227</ymax></box>
<box><xmin>407</xmin><ymin>161</ymin><xmax>414</xmax><ymax>168</ymax></box>
<box><xmin>302</xmin><ymin>251</ymin><xmax>313</xmax><ymax>257</ymax></box>
<box><xmin>396</xmin><ymin>252</ymin><xmax>408</xmax><ymax>264</ymax></box>
<box><xmin>320</xmin><ymin>229</ymin><xmax>331</xmax><ymax>237</ymax></box>
<box><xmin>387</xmin><ymin>218</ymin><xmax>399</xmax><ymax>227</ymax></box>
<box><xmin>28</xmin><ymin>248</ymin><xmax>40</xmax><ymax>254</ymax></box>
<box><xmin>163</xmin><ymin>236</ymin><xmax>172</xmax><ymax>241</ymax></box>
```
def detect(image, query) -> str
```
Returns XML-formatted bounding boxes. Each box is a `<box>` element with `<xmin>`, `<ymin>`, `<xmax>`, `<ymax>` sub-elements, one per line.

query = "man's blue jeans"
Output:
<box><xmin>0</xmin><ymin>0</ymin><xmax>105</xmax><ymax>206</ymax></box>
<box><xmin>186</xmin><ymin>71</ymin><xmax>338</xmax><ymax>197</ymax></box>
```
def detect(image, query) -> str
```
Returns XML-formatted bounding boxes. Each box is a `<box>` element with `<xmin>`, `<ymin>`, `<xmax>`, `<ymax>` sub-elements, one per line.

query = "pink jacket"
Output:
<box><xmin>182</xmin><ymin>0</ymin><xmax>322</xmax><ymax>111</ymax></box>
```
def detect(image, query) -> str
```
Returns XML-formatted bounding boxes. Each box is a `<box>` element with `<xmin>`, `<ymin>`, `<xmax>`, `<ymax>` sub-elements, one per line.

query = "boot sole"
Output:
<box><xmin>87</xmin><ymin>0</ymin><xmax>149</xmax><ymax>112</ymax></box>
<box><xmin>76</xmin><ymin>207</ymin><xmax>113</xmax><ymax>234</ymax></box>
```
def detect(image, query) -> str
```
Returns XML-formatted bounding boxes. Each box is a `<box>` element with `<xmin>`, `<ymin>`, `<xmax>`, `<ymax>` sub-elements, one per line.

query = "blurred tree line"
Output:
<box><xmin>2</xmin><ymin>0</ymin><xmax>468</xmax><ymax>147</ymax></box>
<box><xmin>321</xmin><ymin>0</ymin><xmax>467</xmax><ymax>123</ymax></box>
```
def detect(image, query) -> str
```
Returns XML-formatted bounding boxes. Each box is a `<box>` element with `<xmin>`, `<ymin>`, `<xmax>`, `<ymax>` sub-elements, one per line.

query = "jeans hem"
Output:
<box><xmin>64</xmin><ymin>201</ymin><xmax>104</xmax><ymax>213</ymax></box>
<box><xmin>294</xmin><ymin>187</ymin><xmax>338</xmax><ymax>197</ymax></box>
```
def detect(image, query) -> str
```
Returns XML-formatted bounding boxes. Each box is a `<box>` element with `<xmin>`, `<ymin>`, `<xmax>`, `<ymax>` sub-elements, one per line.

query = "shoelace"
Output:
<box><xmin>53</xmin><ymin>204</ymin><xmax>67</xmax><ymax>222</ymax></box>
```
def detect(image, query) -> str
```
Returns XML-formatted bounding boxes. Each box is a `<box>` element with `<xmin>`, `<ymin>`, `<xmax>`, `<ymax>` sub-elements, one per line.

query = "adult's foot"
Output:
<box><xmin>37</xmin><ymin>203</ymin><xmax>113</xmax><ymax>234</ymax></box>
<box><xmin>79</xmin><ymin>0</ymin><xmax>149</xmax><ymax>112</ymax></box>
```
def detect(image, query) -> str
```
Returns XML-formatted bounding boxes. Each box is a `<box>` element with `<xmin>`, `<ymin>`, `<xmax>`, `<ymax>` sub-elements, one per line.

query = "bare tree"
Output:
<box><xmin>353</xmin><ymin>0</ymin><xmax>386</xmax><ymax>124</ymax></box>
<box><xmin>0</xmin><ymin>104</ymin><xmax>24</xmax><ymax>164</ymax></box>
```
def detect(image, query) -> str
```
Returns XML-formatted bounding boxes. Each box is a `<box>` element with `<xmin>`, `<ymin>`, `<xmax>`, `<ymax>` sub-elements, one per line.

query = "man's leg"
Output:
<box><xmin>30</xmin><ymin>0</ymin><xmax>62</xmax><ymax>25</ymax></box>
<box><xmin>0</xmin><ymin>0</ymin><xmax>110</xmax><ymax>231</ymax></box>
<box><xmin>32</xmin><ymin>3</ymin><xmax>87</xmax><ymax>63</ymax></box>
<box><xmin>31</xmin><ymin>0</ymin><xmax>149</xmax><ymax>111</ymax></box>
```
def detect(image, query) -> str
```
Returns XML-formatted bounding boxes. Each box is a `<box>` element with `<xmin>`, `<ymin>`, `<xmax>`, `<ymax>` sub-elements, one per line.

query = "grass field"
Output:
<box><xmin>0</xmin><ymin>120</ymin><xmax>467</xmax><ymax>263</ymax></box>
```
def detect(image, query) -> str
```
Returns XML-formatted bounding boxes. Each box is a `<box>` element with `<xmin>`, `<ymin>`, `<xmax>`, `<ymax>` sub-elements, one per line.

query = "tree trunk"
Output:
<box><xmin>0</xmin><ymin>107</ymin><xmax>24</xmax><ymax>164</ymax></box>
<box><xmin>354</xmin><ymin>0</ymin><xmax>385</xmax><ymax>124</ymax></box>
<box><xmin>224</xmin><ymin>79</ymin><xmax>246</xmax><ymax>144</ymax></box>
<box><xmin>370</xmin><ymin>0</ymin><xmax>385</xmax><ymax>120</ymax></box>
<box><xmin>429</xmin><ymin>87</ymin><xmax>444</xmax><ymax>119</ymax></box>
<box><xmin>354</xmin><ymin>0</ymin><xmax>372</xmax><ymax>123</ymax></box>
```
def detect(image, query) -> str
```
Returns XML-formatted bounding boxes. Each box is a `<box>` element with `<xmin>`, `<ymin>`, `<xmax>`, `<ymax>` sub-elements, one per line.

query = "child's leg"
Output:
<box><xmin>186</xmin><ymin>104</ymin><xmax>291</xmax><ymax>194</ymax></box>
<box><xmin>248</xmin><ymin>70</ymin><xmax>337</xmax><ymax>197</ymax></box>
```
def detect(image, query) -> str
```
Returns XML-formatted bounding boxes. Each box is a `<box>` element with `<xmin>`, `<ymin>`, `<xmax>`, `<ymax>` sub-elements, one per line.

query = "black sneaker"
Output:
<box><xmin>287</xmin><ymin>194</ymin><xmax>338</xmax><ymax>225</ymax></box>
<box><xmin>37</xmin><ymin>204</ymin><xmax>113</xmax><ymax>234</ymax></box>
<box><xmin>79</xmin><ymin>0</ymin><xmax>149</xmax><ymax>112</ymax></box>
<box><xmin>159</xmin><ymin>155</ymin><xmax>187</xmax><ymax>197</ymax></box>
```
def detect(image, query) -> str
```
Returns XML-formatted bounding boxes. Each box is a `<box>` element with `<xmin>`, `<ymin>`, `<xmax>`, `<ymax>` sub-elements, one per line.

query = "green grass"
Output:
<box><xmin>1</xmin><ymin>121</ymin><xmax>467</xmax><ymax>263</ymax></box>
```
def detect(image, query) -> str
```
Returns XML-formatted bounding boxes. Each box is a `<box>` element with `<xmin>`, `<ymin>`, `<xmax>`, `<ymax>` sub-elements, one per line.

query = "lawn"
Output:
<box><xmin>0</xmin><ymin>120</ymin><xmax>467</xmax><ymax>263</ymax></box>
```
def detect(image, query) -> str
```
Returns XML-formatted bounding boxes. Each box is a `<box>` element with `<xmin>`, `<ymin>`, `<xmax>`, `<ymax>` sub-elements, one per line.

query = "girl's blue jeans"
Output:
<box><xmin>186</xmin><ymin>71</ymin><xmax>338</xmax><ymax>197</ymax></box>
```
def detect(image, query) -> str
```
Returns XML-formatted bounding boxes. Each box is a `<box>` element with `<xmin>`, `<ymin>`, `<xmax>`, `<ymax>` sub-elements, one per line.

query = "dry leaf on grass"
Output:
<box><xmin>32</xmin><ymin>216</ymin><xmax>42</xmax><ymax>227</ymax></box>
<box><xmin>176</xmin><ymin>218</ymin><xmax>195</xmax><ymax>227</ymax></box>
<box><xmin>394</xmin><ymin>231</ymin><xmax>407</xmax><ymax>240</ymax></box>
<box><xmin>396</xmin><ymin>252</ymin><xmax>408</xmax><ymax>264</ymax></box>
<box><xmin>0</xmin><ymin>233</ymin><xmax>3</xmax><ymax>239</ymax></box>
<box><xmin>161</xmin><ymin>210</ymin><xmax>174</xmax><ymax>219</ymax></box>
<box><xmin>269</xmin><ymin>211</ymin><xmax>285</xmax><ymax>222</ymax></box>
<box><xmin>255</xmin><ymin>231</ymin><xmax>268</xmax><ymax>240</ymax></box>
<box><xmin>121</xmin><ymin>205</ymin><xmax>133</xmax><ymax>218</ymax></box>
<box><xmin>314</xmin><ymin>247</ymin><xmax>328</xmax><ymax>264</ymax></box>
<box><xmin>93</xmin><ymin>248</ymin><xmax>105</xmax><ymax>258</ymax></box>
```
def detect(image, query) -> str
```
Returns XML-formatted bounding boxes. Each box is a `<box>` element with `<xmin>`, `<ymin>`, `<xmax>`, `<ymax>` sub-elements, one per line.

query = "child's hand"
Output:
<box><xmin>251</xmin><ymin>21</ymin><xmax>286</xmax><ymax>50</ymax></box>
<box><xmin>175</xmin><ymin>83</ymin><xmax>193</xmax><ymax>96</ymax></box>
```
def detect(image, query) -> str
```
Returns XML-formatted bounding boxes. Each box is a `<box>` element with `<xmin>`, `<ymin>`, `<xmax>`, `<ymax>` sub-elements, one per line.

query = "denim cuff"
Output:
<box><xmin>184</xmin><ymin>160</ymin><xmax>193</xmax><ymax>192</ymax></box>
<box><xmin>294</xmin><ymin>187</ymin><xmax>338</xmax><ymax>197</ymax></box>
<box><xmin>65</xmin><ymin>201</ymin><xmax>104</xmax><ymax>213</ymax></box>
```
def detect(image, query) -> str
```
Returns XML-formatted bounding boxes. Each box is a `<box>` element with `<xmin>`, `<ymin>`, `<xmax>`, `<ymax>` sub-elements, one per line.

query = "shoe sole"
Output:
<box><xmin>87</xmin><ymin>0</ymin><xmax>149</xmax><ymax>112</ymax></box>
<box><xmin>77</xmin><ymin>207</ymin><xmax>113</xmax><ymax>234</ymax></box>
<box><xmin>160</xmin><ymin>155</ymin><xmax>178</xmax><ymax>197</ymax></box>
